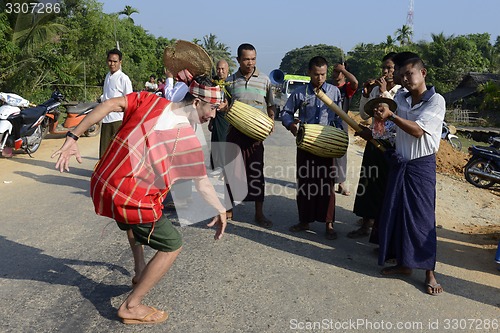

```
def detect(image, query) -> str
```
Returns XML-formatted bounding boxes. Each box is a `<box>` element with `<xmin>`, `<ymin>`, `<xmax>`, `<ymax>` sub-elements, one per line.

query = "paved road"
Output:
<box><xmin>0</xmin><ymin>125</ymin><xmax>498</xmax><ymax>333</ymax></box>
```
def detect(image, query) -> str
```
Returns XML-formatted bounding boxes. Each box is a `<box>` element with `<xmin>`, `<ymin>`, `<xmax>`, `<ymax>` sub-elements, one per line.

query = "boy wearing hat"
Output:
<box><xmin>374</xmin><ymin>53</ymin><xmax>445</xmax><ymax>296</ymax></box>
<box><xmin>52</xmin><ymin>75</ymin><xmax>227</xmax><ymax>324</ymax></box>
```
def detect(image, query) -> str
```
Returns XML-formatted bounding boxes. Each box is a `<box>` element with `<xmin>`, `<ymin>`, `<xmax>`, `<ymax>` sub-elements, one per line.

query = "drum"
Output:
<box><xmin>226</xmin><ymin>101</ymin><xmax>274</xmax><ymax>141</ymax></box>
<box><xmin>296</xmin><ymin>124</ymin><xmax>348</xmax><ymax>158</ymax></box>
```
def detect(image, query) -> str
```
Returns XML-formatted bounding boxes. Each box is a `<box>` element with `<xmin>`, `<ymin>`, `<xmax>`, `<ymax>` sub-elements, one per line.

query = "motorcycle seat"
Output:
<box><xmin>475</xmin><ymin>146</ymin><xmax>500</xmax><ymax>156</ymax></box>
<box><xmin>66</xmin><ymin>102</ymin><xmax>99</xmax><ymax>114</ymax></box>
<box><xmin>20</xmin><ymin>106</ymin><xmax>47</xmax><ymax>124</ymax></box>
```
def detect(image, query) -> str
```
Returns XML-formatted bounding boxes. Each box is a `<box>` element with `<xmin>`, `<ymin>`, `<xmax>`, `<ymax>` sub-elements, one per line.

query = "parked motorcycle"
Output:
<box><xmin>464</xmin><ymin>137</ymin><xmax>500</xmax><ymax>188</ymax></box>
<box><xmin>0</xmin><ymin>91</ymin><xmax>63</xmax><ymax>157</ymax></box>
<box><xmin>442</xmin><ymin>122</ymin><xmax>462</xmax><ymax>151</ymax></box>
<box><xmin>42</xmin><ymin>100</ymin><xmax>100</xmax><ymax>138</ymax></box>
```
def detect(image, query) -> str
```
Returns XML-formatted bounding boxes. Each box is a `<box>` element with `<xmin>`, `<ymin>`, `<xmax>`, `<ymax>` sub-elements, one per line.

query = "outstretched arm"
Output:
<box><xmin>51</xmin><ymin>96</ymin><xmax>127</xmax><ymax>172</ymax></box>
<box><xmin>193</xmin><ymin>176</ymin><xmax>227</xmax><ymax>240</ymax></box>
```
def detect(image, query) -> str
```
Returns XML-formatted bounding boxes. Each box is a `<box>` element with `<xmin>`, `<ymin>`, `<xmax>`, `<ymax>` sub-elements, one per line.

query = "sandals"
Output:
<box><xmin>255</xmin><ymin>216</ymin><xmax>273</xmax><ymax>229</ymax></box>
<box><xmin>347</xmin><ymin>227</ymin><xmax>371</xmax><ymax>239</ymax></box>
<box><xmin>325</xmin><ymin>229</ymin><xmax>338</xmax><ymax>240</ymax></box>
<box><xmin>336</xmin><ymin>184</ymin><xmax>351</xmax><ymax>196</ymax></box>
<box><xmin>289</xmin><ymin>223</ymin><xmax>309</xmax><ymax>232</ymax></box>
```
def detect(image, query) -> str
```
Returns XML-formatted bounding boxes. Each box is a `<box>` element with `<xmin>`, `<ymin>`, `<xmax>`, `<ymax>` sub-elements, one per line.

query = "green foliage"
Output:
<box><xmin>279</xmin><ymin>44</ymin><xmax>343</xmax><ymax>76</ymax></box>
<box><xmin>395</xmin><ymin>24</ymin><xmax>413</xmax><ymax>46</ymax></box>
<box><xmin>346</xmin><ymin>43</ymin><xmax>388</xmax><ymax>86</ymax></box>
<box><xmin>419</xmin><ymin>33</ymin><xmax>490</xmax><ymax>92</ymax></box>
<box><xmin>478</xmin><ymin>81</ymin><xmax>500</xmax><ymax>111</ymax></box>
<box><xmin>201</xmin><ymin>33</ymin><xmax>236</xmax><ymax>74</ymax></box>
<box><xmin>0</xmin><ymin>0</ymin><xmax>499</xmax><ymax>107</ymax></box>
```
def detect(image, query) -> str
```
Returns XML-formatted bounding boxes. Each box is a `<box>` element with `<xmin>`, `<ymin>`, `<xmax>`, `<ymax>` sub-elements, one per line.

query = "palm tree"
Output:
<box><xmin>118</xmin><ymin>5</ymin><xmax>139</xmax><ymax>23</ymax></box>
<box><xmin>201</xmin><ymin>34</ymin><xmax>236</xmax><ymax>72</ymax></box>
<box><xmin>395</xmin><ymin>24</ymin><xmax>413</xmax><ymax>46</ymax></box>
<box><xmin>431</xmin><ymin>32</ymin><xmax>454</xmax><ymax>45</ymax></box>
<box><xmin>382</xmin><ymin>35</ymin><xmax>396</xmax><ymax>53</ymax></box>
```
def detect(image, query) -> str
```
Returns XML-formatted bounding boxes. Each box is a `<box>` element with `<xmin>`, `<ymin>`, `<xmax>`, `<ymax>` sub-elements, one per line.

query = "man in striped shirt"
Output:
<box><xmin>52</xmin><ymin>76</ymin><xmax>226</xmax><ymax>324</ymax></box>
<box><xmin>225</xmin><ymin>43</ymin><xmax>275</xmax><ymax>228</ymax></box>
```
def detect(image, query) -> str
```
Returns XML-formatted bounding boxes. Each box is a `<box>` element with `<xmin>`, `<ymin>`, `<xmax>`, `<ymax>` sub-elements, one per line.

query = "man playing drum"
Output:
<box><xmin>224</xmin><ymin>43</ymin><xmax>275</xmax><ymax>228</ymax></box>
<box><xmin>281</xmin><ymin>56</ymin><xmax>343</xmax><ymax>240</ymax></box>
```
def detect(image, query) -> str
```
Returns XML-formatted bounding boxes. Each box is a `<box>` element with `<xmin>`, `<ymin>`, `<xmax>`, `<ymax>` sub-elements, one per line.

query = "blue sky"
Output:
<box><xmin>101</xmin><ymin>0</ymin><xmax>500</xmax><ymax>74</ymax></box>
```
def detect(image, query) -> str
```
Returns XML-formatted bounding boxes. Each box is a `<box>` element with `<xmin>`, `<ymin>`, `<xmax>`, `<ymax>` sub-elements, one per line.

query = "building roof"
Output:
<box><xmin>443</xmin><ymin>72</ymin><xmax>500</xmax><ymax>104</ymax></box>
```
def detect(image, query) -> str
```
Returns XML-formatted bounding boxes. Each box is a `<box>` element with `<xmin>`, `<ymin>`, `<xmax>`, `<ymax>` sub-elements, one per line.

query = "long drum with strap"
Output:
<box><xmin>296</xmin><ymin>124</ymin><xmax>348</xmax><ymax>158</ymax></box>
<box><xmin>226</xmin><ymin>101</ymin><xmax>274</xmax><ymax>141</ymax></box>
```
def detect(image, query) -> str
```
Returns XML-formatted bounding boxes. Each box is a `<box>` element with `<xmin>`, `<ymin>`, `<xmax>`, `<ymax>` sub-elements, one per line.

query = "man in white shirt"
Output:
<box><xmin>375</xmin><ymin>52</ymin><xmax>446</xmax><ymax>296</ymax></box>
<box><xmin>100</xmin><ymin>48</ymin><xmax>133</xmax><ymax>158</ymax></box>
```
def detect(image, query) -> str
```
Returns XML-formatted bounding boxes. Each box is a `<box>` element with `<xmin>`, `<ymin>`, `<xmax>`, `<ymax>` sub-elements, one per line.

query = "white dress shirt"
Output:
<box><xmin>102</xmin><ymin>69</ymin><xmax>133</xmax><ymax>123</ymax></box>
<box><xmin>394</xmin><ymin>87</ymin><xmax>446</xmax><ymax>161</ymax></box>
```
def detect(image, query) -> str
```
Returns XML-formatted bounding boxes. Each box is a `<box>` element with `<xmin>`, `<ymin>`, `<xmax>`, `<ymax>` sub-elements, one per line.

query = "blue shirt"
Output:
<box><xmin>281</xmin><ymin>82</ymin><xmax>342</xmax><ymax>130</ymax></box>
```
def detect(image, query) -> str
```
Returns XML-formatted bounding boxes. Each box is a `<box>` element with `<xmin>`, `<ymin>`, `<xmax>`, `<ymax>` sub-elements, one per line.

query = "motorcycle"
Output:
<box><xmin>0</xmin><ymin>91</ymin><xmax>63</xmax><ymax>157</ymax></box>
<box><xmin>442</xmin><ymin>122</ymin><xmax>462</xmax><ymax>151</ymax></box>
<box><xmin>42</xmin><ymin>100</ymin><xmax>100</xmax><ymax>138</ymax></box>
<box><xmin>464</xmin><ymin>137</ymin><xmax>500</xmax><ymax>188</ymax></box>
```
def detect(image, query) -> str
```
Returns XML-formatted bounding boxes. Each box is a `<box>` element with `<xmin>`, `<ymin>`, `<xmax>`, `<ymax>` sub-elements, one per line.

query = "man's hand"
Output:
<box><xmin>51</xmin><ymin>138</ymin><xmax>82</xmax><ymax>172</ymax></box>
<box><xmin>289</xmin><ymin>118</ymin><xmax>301</xmax><ymax>137</ymax></box>
<box><xmin>206</xmin><ymin>212</ymin><xmax>227</xmax><ymax>240</ymax></box>
<box><xmin>334</xmin><ymin>63</ymin><xmax>346</xmax><ymax>73</ymax></box>
<box><xmin>354</xmin><ymin>124</ymin><xmax>373</xmax><ymax>141</ymax></box>
<box><xmin>376</xmin><ymin>76</ymin><xmax>388</xmax><ymax>94</ymax></box>
<box><xmin>374</xmin><ymin>104</ymin><xmax>392</xmax><ymax>121</ymax></box>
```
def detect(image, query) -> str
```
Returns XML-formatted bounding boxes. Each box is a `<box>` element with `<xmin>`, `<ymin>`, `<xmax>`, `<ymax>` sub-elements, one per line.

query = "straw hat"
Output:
<box><xmin>364</xmin><ymin>97</ymin><xmax>397</xmax><ymax>117</ymax></box>
<box><xmin>163</xmin><ymin>40</ymin><xmax>212</xmax><ymax>77</ymax></box>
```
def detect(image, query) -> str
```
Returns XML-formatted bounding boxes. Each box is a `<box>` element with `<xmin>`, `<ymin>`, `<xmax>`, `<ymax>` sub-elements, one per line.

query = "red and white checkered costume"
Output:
<box><xmin>90</xmin><ymin>91</ymin><xmax>206</xmax><ymax>224</ymax></box>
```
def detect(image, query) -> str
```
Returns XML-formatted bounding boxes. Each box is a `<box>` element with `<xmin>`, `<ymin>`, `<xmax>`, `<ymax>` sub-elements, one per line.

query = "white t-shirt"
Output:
<box><xmin>394</xmin><ymin>87</ymin><xmax>446</xmax><ymax>161</ymax></box>
<box><xmin>102</xmin><ymin>69</ymin><xmax>133</xmax><ymax>123</ymax></box>
<box><xmin>145</xmin><ymin>81</ymin><xmax>158</xmax><ymax>91</ymax></box>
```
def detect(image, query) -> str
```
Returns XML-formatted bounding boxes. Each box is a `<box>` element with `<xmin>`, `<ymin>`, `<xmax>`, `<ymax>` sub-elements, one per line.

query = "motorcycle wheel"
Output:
<box><xmin>41</xmin><ymin>118</ymin><xmax>50</xmax><ymax>139</ymax></box>
<box><xmin>464</xmin><ymin>158</ymin><xmax>496</xmax><ymax>188</ymax></box>
<box><xmin>448</xmin><ymin>136</ymin><xmax>462</xmax><ymax>151</ymax></box>
<box><xmin>84</xmin><ymin>122</ymin><xmax>101</xmax><ymax>137</ymax></box>
<box><xmin>25</xmin><ymin>126</ymin><xmax>43</xmax><ymax>154</ymax></box>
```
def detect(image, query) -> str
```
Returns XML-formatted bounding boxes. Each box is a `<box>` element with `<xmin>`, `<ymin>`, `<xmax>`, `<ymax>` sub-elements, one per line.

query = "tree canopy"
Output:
<box><xmin>0</xmin><ymin>0</ymin><xmax>499</xmax><ymax>112</ymax></box>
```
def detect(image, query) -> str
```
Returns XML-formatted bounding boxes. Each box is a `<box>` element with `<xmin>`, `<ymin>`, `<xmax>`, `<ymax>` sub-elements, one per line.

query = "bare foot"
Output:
<box><xmin>381</xmin><ymin>265</ymin><xmax>412</xmax><ymax>276</ymax></box>
<box><xmin>118</xmin><ymin>304</ymin><xmax>168</xmax><ymax>324</ymax></box>
<box><xmin>325</xmin><ymin>222</ymin><xmax>337</xmax><ymax>240</ymax></box>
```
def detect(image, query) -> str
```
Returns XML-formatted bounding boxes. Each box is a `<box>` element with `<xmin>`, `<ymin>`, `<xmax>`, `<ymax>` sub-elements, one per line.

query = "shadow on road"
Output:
<box><xmin>0</xmin><ymin>236</ymin><xmax>130</xmax><ymax>322</ymax></box>
<box><xmin>7</xmin><ymin>156</ymin><xmax>95</xmax><ymax>178</ymax></box>
<box><xmin>15</xmin><ymin>171</ymin><xmax>91</xmax><ymax>195</ymax></box>
<box><xmin>187</xmin><ymin>190</ymin><xmax>500</xmax><ymax>308</ymax></box>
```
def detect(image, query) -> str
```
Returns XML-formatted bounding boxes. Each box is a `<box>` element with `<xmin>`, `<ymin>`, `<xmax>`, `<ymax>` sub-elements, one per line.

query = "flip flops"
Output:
<box><xmin>289</xmin><ymin>223</ymin><xmax>309</xmax><ymax>232</ymax></box>
<box><xmin>120</xmin><ymin>306</ymin><xmax>169</xmax><ymax>325</ymax></box>
<box><xmin>347</xmin><ymin>227</ymin><xmax>371</xmax><ymax>239</ymax></box>
<box><xmin>255</xmin><ymin>216</ymin><xmax>273</xmax><ymax>229</ymax></box>
<box><xmin>426</xmin><ymin>282</ymin><xmax>444</xmax><ymax>296</ymax></box>
<box><xmin>325</xmin><ymin>230</ymin><xmax>338</xmax><ymax>240</ymax></box>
